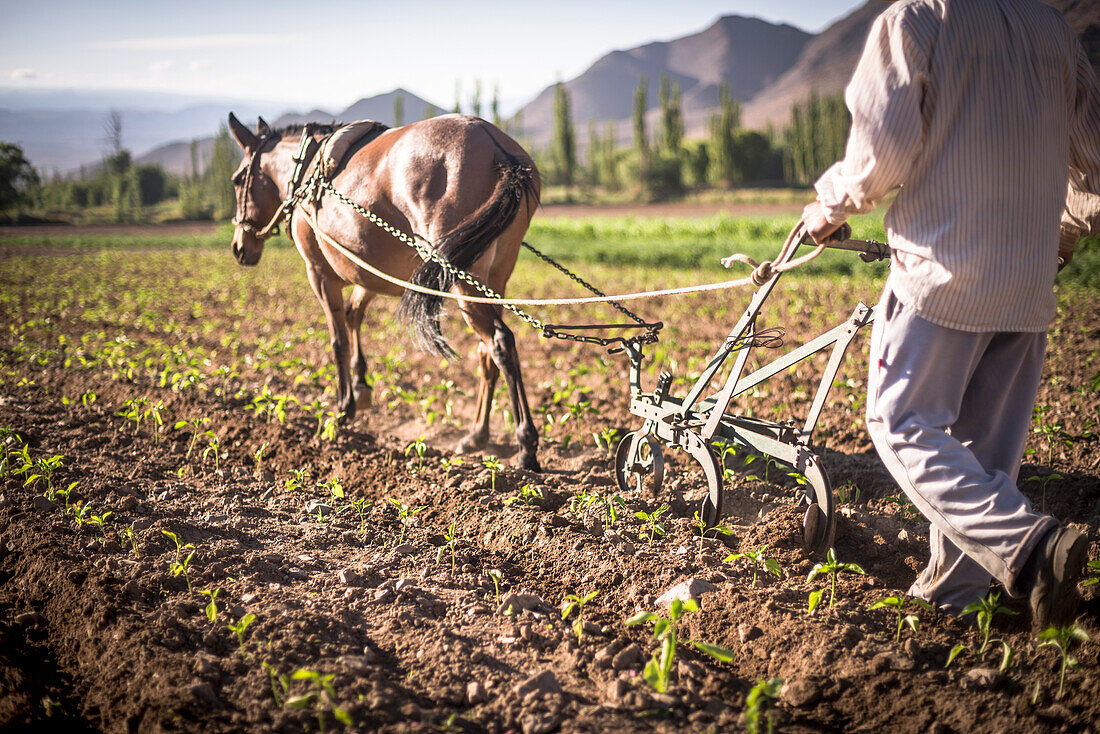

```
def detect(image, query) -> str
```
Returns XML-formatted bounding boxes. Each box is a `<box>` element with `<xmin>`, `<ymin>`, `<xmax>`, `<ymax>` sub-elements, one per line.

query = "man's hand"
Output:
<box><xmin>803</xmin><ymin>201</ymin><xmax>843</xmax><ymax>244</ymax></box>
<box><xmin>1058</xmin><ymin>249</ymin><xmax>1073</xmax><ymax>271</ymax></box>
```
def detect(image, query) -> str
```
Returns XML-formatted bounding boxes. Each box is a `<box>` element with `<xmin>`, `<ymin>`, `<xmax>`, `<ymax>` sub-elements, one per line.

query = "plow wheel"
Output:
<box><xmin>799</xmin><ymin>456</ymin><xmax>835</xmax><ymax>556</ymax></box>
<box><xmin>614</xmin><ymin>432</ymin><xmax>665</xmax><ymax>496</ymax></box>
<box><xmin>688</xmin><ymin>442</ymin><xmax>724</xmax><ymax>528</ymax></box>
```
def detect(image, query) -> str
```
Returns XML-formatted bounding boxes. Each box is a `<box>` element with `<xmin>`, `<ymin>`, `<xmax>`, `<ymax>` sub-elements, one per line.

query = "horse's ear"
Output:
<box><xmin>228</xmin><ymin>112</ymin><xmax>257</xmax><ymax>150</ymax></box>
<box><xmin>257</xmin><ymin>116</ymin><xmax>273</xmax><ymax>137</ymax></box>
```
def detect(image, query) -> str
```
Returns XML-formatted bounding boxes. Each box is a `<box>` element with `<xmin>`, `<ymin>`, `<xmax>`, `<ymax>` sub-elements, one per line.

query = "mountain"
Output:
<box><xmin>513</xmin><ymin>15</ymin><xmax>811</xmax><ymax>149</ymax></box>
<box><xmin>741</xmin><ymin>0</ymin><xmax>1100</xmax><ymax>129</ymax></box>
<box><xmin>137</xmin><ymin>89</ymin><xmax>442</xmax><ymax>176</ymax></box>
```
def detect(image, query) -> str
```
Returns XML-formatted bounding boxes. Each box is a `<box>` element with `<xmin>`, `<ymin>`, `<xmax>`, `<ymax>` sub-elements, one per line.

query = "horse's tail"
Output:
<box><xmin>396</xmin><ymin>154</ymin><xmax>540</xmax><ymax>356</ymax></box>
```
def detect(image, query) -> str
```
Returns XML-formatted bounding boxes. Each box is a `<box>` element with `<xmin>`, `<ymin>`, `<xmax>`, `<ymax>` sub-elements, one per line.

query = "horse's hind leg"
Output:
<box><xmin>460</xmin><ymin>302</ymin><xmax>540</xmax><ymax>472</ymax></box>
<box><xmin>306</xmin><ymin>268</ymin><xmax>356</xmax><ymax>423</ymax></box>
<box><xmin>345</xmin><ymin>286</ymin><xmax>375</xmax><ymax>411</ymax></box>
<box><xmin>457</xmin><ymin>341</ymin><xmax>500</xmax><ymax>453</ymax></box>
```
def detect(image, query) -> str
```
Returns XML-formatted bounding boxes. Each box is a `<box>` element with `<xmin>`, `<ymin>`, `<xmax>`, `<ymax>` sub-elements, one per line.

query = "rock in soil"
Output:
<box><xmin>656</xmin><ymin>578</ymin><xmax>719</xmax><ymax>607</ymax></box>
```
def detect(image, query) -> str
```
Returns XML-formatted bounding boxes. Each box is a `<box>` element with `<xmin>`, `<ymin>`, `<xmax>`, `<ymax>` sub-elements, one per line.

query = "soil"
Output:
<box><xmin>0</xmin><ymin>229</ymin><xmax>1098</xmax><ymax>734</ymax></box>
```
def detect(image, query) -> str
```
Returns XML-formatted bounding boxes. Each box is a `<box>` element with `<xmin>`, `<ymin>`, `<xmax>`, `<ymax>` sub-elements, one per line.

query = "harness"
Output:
<box><xmin>232</xmin><ymin>125</ymin><xmax>326</xmax><ymax>240</ymax></box>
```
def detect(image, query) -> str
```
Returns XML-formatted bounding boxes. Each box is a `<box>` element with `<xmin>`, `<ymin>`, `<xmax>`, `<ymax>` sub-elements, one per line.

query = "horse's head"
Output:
<box><xmin>228</xmin><ymin>112</ymin><xmax>281</xmax><ymax>266</ymax></box>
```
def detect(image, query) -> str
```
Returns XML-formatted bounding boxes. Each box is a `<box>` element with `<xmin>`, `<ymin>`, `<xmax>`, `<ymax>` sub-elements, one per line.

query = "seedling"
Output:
<box><xmin>227</xmin><ymin>613</ymin><xmax>257</xmax><ymax>657</ymax></box>
<box><xmin>633</xmin><ymin>504</ymin><xmax>670</xmax><ymax>546</ymax></box>
<box><xmin>55</xmin><ymin>481</ymin><xmax>78</xmax><ymax>510</ymax></box>
<box><xmin>22</xmin><ymin>454</ymin><xmax>64</xmax><ymax>499</ymax></box>
<box><xmin>173</xmin><ymin>416</ymin><xmax>210</xmax><ymax>459</ymax></box>
<box><xmin>1024</xmin><ymin>472</ymin><xmax>1061</xmax><ymax>514</ymax></box>
<box><xmin>199</xmin><ymin>588</ymin><xmax>220</xmax><ymax>623</ymax></box>
<box><xmin>441</xmin><ymin>456</ymin><xmax>464</xmax><ymax>481</ymax></box>
<box><xmin>1038</xmin><ymin>624</ymin><xmax>1090</xmax><ymax>699</ymax></box>
<box><xmin>319</xmin><ymin>410</ymin><xmax>341</xmax><ymax>442</ymax></box>
<box><xmin>286</xmin><ymin>668</ymin><xmax>352</xmax><ymax>733</ymax></box>
<box><xmin>1083</xmin><ymin>559</ymin><xmax>1100</xmax><ymax>587</ymax></box>
<box><xmin>201</xmin><ymin>430</ymin><xmax>221</xmax><ymax>473</ymax></box>
<box><xmin>436</xmin><ymin>522</ymin><xmax>459</xmax><ymax>575</ymax></box>
<box><xmin>806</xmin><ymin>548</ymin><xmax>866</xmax><ymax>612</ymax></box>
<box><xmin>116</xmin><ymin>396</ymin><xmax>149</xmax><ymax>434</ymax></box>
<box><xmin>724</xmin><ymin>545</ymin><xmax>783</xmax><ymax>587</ymax></box>
<box><xmin>1032</xmin><ymin>404</ymin><xmax>1072</xmax><ymax>467</ymax></box>
<box><xmin>505</xmin><ymin>483</ymin><xmax>543</xmax><ymax>507</ymax></box>
<box><xmin>743</xmin><ymin>677</ymin><xmax>783</xmax><ymax>734</ymax></box>
<box><xmin>263</xmin><ymin>660</ymin><xmax>289</xmax><ymax>705</ymax></box>
<box><xmin>599</xmin><ymin>493</ymin><xmax>627</xmax><ymax>525</ymax></box>
<box><xmin>118</xmin><ymin>523</ymin><xmax>140</xmax><ymax>556</ymax></box>
<box><xmin>162</xmin><ymin>530</ymin><xmax>196</xmax><ymax>592</ymax></box>
<box><xmin>691</xmin><ymin>510</ymin><xmax>733</xmax><ymax>549</ymax></box>
<box><xmin>85</xmin><ymin>510</ymin><xmax>112</xmax><ymax>542</ymax></box>
<box><xmin>285</xmin><ymin>466</ymin><xmax>313</xmax><ymax>493</ymax></box>
<box><xmin>146</xmin><ymin>401</ymin><xmax>165</xmax><ymax>443</ymax></box>
<box><xmin>319</xmin><ymin>477</ymin><xmax>344</xmax><ymax>503</ymax></box>
<box><xmin>561</xmin><ymin>590</ymin><xmax>599</xmax><ymax>643</ymax></box>
<box><xmin>348</xmin><ymin>497</ymin><xmax>371</xmax><ymax>534</ymax></box>
<box><xmin>487</xmin><ymin>569</ymin><xmax>503</xmax><ymax>606</ymax></box>
<box><xmin>404</xmin><ymin>436</ymin><xmax>427</xmax><ymax>472</ymax></box>
<box><xmin>568</xmin><ymin>486</ymin><xmax>600</xmax><ymax>516</ymax></box>
<box><xmin>592</xmin><ymin>426</ymin><xmax>622</xmax><ymax>456</ymax></box>
<box><xmin>481</xmin><ymin>456</ymin><xmax>502</xmax><ymax>492</ymax></box>
<box><xmin>253</xmin><ymin>442</ymin><xmax>271</xmax><ymax>469</ymax></box>
<box><xmin>868</xmin><ymin>595</ymin><xmax>934</xmax><ymax>643</ymax></box>
<box><xmin>386</xmin><ymin>497</ymin><xmax>426</xmax><ymax>543</ymax></box>
<box><xmin>625</xmin><ymin>598</ymin><xmax>734</xmax><ymax>693</ymax></box>
<box><xmin>961</xmin><ymin>590</ymin><xmax>1017</xmax><ymax>654</ymax></box>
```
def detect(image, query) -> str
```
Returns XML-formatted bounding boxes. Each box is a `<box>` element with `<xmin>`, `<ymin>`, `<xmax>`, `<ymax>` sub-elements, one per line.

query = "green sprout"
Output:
<box><xmin>868</xmin><ymin>594</ymin><xmax>934</xmax><ymax>643</ymax></box>
<box><xmin>199</xmin><ymin>588</ymin><xmax>220</xmax><ymax>623</ymax></box>
<box><xmin>253</xmin><ymin>442</ymin><xmax>271</xmax><ymax>468</ymax></box>
<box><xmin>285</xmin><ymin>466</ymin><xmax>313</xmax><ymax>493</ymax></box>
<box><xmin>505</xmin><ymin>483</ymin><xmax>543</xmax><ymax>507</ymax></box>
<box><xmin>162</xmin><ymin>530</ymin><xmax>196</xmax><ymax>592</ymax></box>
<box><xmin>319</xmin><ymin>476</ymin><xmax>344</xmax><ymax>503</ymax></box>
<box><xmin>633</xmin><ymin>504</ymin><xmax>670</xmax><ymax>546</ymax></box>
<box><xmin>744</xmin><ymin>677</ymin><xmax>783</xmax><ymax>734</ymax></box>
<box><xmin>1083</xmin><ymin>559</ymin><xmax>1100</xmax><ymax>587</ymax></box>
<box><xmin>173</xmin><ymin>416</ymin><xmax>210</xmax><ymax>460</ymax></box>
<box><xmin>481</xmin><ymin>456</ymin><xmax>502</xmax><ymax>492</ymax></box>
<box><xmin>592</xmin><ymin>426</ymin><xmax>622</xmax><ymax>456</ymax></box>
<box><xmin>625</xmin><ymin>598</ymin><xmax>734</xmax><ymax>694</ymax></box>
<box><xmin>1038</xmin><ymin>624</ymin><xmax>1090</xmax><ymax>699</ymax></box>
<box><xmin>285</xmin><ymin>669</ymin><xmax>352</xmax><ymax>733</ymax></box>
<box><xmin>724</xmin><ymin>545</ymin><xmax>783</xmax><ymax>587</ymax></box>
<box><xmin>561</xmin><ymin>590</ymin><xmax>599</xmax><ymax>643</ymax></box>
<box><xmin>200</xmin><ymin>430</ymin><xmax>221</xmax><ymax>473</ymax></box>
<box><xmin>404</xmin><ymin>436</ymin><xmax>427</xmax><ymax>472</ymax></box>
<box><xmin>441</xmin><ymin>456</ymin><xmax>464</xmax><ymax>481</ymax></box>
<box><xmin>1024</xmin><ymin>472</ymin><xmax>1062</xmax><ymax>514</ymax></box>
<box><xmin>487</xmin><ymin>569</ymin><xmax>503</xmax><ymax>606</ymax></box>
<box><xmin>436</xmin><ymin>522</ymin><xmax>459</xmax><ymax>576</ymax></box>
<box><xmin>84</xmin><ymin>510</ymin><xmax>113</xmax><ymax>542</ymax></box>
<box><xmin>961</xmin><ymin>590</ymin><xmax>1017</xmax><ymax>654</ymax></box>
<box><xmin>227</xmin><ymin>613</ymin><xmax>257</xmax><ymax>657</ymax></box>
<box><xmin>118</xmin><ymin>523</ymin><xmax>140</xmax><ymax>556</ymax></box>
<box><xmin>386</xmin><ymin>497</ymin><xmax>426</xmax><ymax>543</ymax></box>
<box><xmin>806</xmin><ymin>548</ymin><xmax>866</xmax><ymax>612</ymax></box>
<box><xmin>348</xmin><ymin>497</ymin><xmax>371</xmax><ymax>534</ymax></box>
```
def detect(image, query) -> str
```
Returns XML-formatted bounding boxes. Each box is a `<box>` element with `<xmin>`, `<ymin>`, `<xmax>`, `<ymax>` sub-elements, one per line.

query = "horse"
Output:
<box><xmin>227</xmin><ymin>112</ymin><xmax>542</xmax><ymax>471</ymax></box>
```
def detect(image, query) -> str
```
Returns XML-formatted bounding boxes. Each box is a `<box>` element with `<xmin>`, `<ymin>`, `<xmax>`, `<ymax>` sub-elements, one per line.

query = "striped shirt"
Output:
<box><xmin>815</xmin><ymin>0</ymin><xmax>1100</xmax><ymax>332</ymax></box>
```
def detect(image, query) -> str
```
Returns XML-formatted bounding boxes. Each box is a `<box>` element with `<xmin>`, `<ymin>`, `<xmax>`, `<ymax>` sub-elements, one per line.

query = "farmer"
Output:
<box><xmin>802</xmin><ymin>0</ymin><xmax>1100</xmax><ymax>625</ymax></box>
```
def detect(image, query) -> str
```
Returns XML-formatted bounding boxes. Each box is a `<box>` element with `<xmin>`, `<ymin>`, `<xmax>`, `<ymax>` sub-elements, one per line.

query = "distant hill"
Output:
<box><xmin>741</xmin><ymin>0</ymin><xmax>1100</xmax><ymax>129</ymax></box>
<box><xmin>137</xmin><ymin>89</ymin><xmax>442</xmax><ymax>176</ymax></box>
<box><xmin>514</xmin><ymin>15</ymin><xmax>811</xmax><ymax>149</ymax></box>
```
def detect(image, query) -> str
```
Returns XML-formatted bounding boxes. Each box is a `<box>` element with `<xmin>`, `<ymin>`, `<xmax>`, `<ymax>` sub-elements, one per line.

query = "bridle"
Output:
<box><xmin>231</xmin><ymin>136</ymin><xmax>273</xmax><ymax>238</ymax></box>
<box><xmin>231</xmin><ymin>125</ymin><xmax>326</xmax><ymax>241</ymax></box>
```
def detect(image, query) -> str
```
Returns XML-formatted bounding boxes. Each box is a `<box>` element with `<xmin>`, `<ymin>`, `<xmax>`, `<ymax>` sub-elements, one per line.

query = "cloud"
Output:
<box><xmin>93</xmin><ymin>34</ymin><xmax>289</xmax><ymax>51</ymax></box>
<box><xmin>10</xmin><ymin>68</ymin><xmax>37</xmax><ymax>80</ymax></box>
<box><xmin>149</xmin><ymin>60</ymin><xmax>174</xmax><ymax>75</ymax></box>
<box><xmin>188</xmin><ymin>59</ymin><xmax>213</xmax><ymax>73</ymax></box>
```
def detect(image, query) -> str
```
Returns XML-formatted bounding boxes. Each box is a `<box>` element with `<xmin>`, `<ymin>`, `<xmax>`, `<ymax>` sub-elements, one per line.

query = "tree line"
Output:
<box><xmin>0</xmin><ymin>87</ymin><xmax>850</xmax><ymax>222</ymax></box>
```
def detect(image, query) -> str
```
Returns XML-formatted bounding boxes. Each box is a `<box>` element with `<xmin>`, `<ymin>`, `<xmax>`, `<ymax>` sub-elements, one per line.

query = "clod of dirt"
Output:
<box><xmin>612</xmin><ymin>644</ymin><xmax>646</xmax><ymax>671</ymax></box>
<box><xmin>498</xmin><ymin>590</ymin><xmax>547</xmax><ymax>615</ymax></box>
<box><xmin>512</xmin><ymin>670</ymin><xmax>562</xmax><ymax>701</ymax></box>
<box><xmin>960</xmin><ymin>668</ymin><xmax>1001</xmax><ymax>690</ymax></box>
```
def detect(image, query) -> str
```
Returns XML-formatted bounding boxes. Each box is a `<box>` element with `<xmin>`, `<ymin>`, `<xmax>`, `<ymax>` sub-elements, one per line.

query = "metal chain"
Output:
<box><xmin>519</xmin><ymin>240</ymin><xmax>648</xmax><ymax>327</ymax></box>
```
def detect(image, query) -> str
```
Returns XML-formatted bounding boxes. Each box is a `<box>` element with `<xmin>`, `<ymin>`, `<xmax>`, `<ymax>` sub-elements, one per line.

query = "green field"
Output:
<box><xmin>2</xmin><ymin>214</ymin><xmax>1096</xmax><ymax>288</ymax></box>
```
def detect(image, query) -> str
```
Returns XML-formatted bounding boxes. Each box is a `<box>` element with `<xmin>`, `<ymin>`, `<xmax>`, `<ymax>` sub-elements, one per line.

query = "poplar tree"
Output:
<box><xmin>551</xmin><ymin>81</ymin><xmax>576</xmax><ymax>187</ymax></box>
<box><xmin>710</xmin><ymin>84</ymin><xmax>741</xmax><ymax>186</ymax></box>
<box><xmin>633</xmin><ymin>77</ymin><xmax>649</xmax><ymax>159</ymax></box>
<box><xmin>659</xmin><ymin>75</ymin><xmax>683</xmax><ymax>155</ymax></box>
<box><xmin>470</xmin><ymin>79</ymin><xmax>483</xmax><ymax>118</ymax></box>
<box><xmin>393</xmin><ymin>93</ymin><xmax>404</xmax><ymax>127</ymax></box>
<box><xmin>491</xmin><ymin>84</ymin><xmax>502</xmax><ymax>127</ymax></box>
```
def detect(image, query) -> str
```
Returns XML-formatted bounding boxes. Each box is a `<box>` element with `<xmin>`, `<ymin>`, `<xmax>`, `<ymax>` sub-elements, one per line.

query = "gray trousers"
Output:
<box><xmin>865</xmin><ymin>283</ymin><xmax>1057</xmax><ymax>614</ymax></box>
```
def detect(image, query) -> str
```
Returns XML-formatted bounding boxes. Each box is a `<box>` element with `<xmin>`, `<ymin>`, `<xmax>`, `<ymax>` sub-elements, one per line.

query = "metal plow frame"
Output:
<box><xmin>613</xmin><ymin>229</ymin><xmax>883</xmax><ymax>556</ymax></box>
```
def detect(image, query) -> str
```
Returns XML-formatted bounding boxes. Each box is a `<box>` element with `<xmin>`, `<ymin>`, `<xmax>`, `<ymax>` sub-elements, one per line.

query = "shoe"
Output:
<box><xmin>1019</xmin><ymin>525</ymin><xmax>1089</xmax><ymax>629</ymax></box>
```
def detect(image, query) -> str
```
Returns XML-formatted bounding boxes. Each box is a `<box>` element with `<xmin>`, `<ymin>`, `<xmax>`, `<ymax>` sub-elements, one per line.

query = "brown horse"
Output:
<box><xmin>227</xmin><ymin>112</ymin><xmax>542</xmax><ymax>471</ymax></box>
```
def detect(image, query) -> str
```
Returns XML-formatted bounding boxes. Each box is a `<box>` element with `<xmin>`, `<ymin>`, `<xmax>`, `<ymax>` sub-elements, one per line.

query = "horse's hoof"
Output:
<box><xmin>519</xmin><ymin>455</ymin><xmax>542</xmax><ymax>473</ymax></box>
<box><xmin>457</xmin><ymin>434</ymin><xmax>487</xmax><ymax>454</ymax></box>
<box><xmin>354</xmin><ymin>384</ymin><xmax>372</xmax><ymax>411</ymax></box>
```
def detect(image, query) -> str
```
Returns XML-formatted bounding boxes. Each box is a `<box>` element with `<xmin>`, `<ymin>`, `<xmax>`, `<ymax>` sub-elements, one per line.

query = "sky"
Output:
<box><xmin>1</xmin><ymin>0</ymin><xmax>867</xmax><ymax>115</ymax></box>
